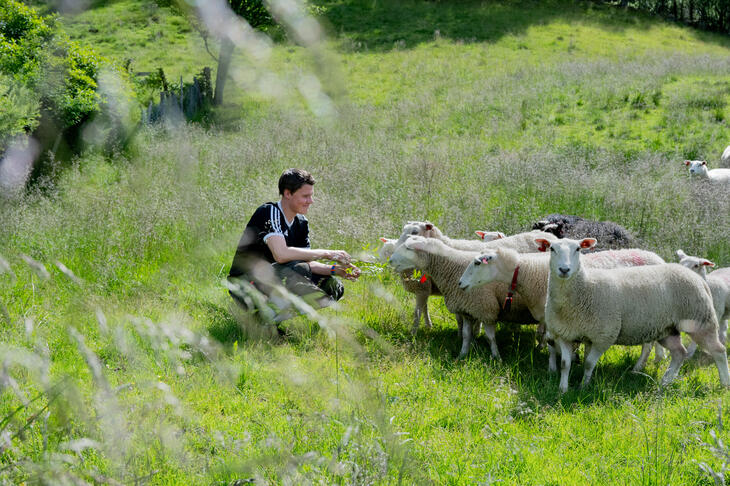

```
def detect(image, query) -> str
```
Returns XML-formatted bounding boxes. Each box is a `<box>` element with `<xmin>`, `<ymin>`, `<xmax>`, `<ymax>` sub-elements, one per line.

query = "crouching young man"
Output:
<box><xmin>227</xmin><ymin>168</ymin><xmax>360</xmax><ymax>324</ymax></box>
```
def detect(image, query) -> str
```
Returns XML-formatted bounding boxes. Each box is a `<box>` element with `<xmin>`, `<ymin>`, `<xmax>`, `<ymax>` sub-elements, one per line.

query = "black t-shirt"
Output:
<box><xmin>229</xmin><ymin>202</ymin><xmax>310</xmax><ymax>278</ymax></box>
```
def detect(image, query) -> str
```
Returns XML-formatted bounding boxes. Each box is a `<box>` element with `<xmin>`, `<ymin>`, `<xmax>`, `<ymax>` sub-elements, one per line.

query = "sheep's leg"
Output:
<box><xmin>458</xmin><ymin>316</ymin><xmax>473</xmax><ymax>359</ymax></box>
<box><xmin>422</xmin><ymin>301</ymin><xmax>433</xmax><ymax>329</ymax></box>
<box><xmin>658</xmin><ymin>334</ymin><xmax>688</xmax><ymax>386</ymax></box>
<box><xmin>686</xmin><ymin>340</ymin><xmax>698</xmax><ymax>359</ymax></box>
<box><xmin>581</xmin><ymin>342</ymin><xmax>610</xmax><ymax>389</ymax></box>
<box><xmin>412</xmin><ymin>292</ymin><xmax>428</xmax><ymax>335</ymax></box>
<box><xmin>536</xmin><ymin>322</ymin><xmax>547</xmax><ymax>349</ymax></box>
<box><xmin>482</xmin><ymin>322</ymin><xmax>501</xmax><ymax>361</ymax></box>
<box><xmin>633</xmin><ymin>343</ymin><xmax>653</xmax><ymax>372</ymax></box>
<box><xmin>411</xmin><ymin>305</ymin><xmax>422</xmax><ymax>336</ymax></box>
<box><xmin>687</xmin><ymin>326</ymin><xmax>730</xmax><ymax>387</ymax></box>
<box><xmin>558</xmin><ymin>338</ymin><xmax>573</xmax><ymax>393</ymax></box>
<box><xmin>548</xmin><ymin>344</ymin><xmax>558</xmax><ymax>373</ymax></box>
<box><xmin>654</xmin><ymin>342</ymin><xmax>666</xmax><ymax>363</ymax></box>
<box><xmin>719</xmin><ymin>319</ymin><xmax>728</xmax><ymax>346</ymax></box>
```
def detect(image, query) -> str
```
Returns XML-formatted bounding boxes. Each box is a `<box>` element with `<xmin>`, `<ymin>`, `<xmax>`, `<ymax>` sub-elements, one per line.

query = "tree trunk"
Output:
<box><xmin>214</xmin><ymin>37</ymin><xmax>235</xmax><ymax>106</ymax></box>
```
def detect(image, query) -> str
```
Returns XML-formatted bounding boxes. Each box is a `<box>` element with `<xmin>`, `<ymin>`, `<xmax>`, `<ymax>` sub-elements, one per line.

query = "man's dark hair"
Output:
<box><xmin>278</xmin><ymin>168</ymin><xmax>315</xmax><ymax>195</ymax></box>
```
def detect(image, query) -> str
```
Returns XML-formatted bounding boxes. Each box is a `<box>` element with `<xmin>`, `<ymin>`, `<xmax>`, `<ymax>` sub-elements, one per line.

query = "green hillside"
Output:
<box><xmin>1</xmin><ymin>0</ymin><xmax>730</xmax><ymax>484</ymax></box>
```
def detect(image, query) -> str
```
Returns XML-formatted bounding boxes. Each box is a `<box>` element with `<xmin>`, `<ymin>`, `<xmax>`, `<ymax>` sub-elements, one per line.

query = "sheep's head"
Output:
<box><xmin>475</xmin><ymin>230</ymin><xmax>505</xmax><ymax>241</ymax></box>
<box><xmin>541</xmin><ymin>238</ymin><xmax>596</xmax><ymax>280</ymax></box>
<box><xmin>675</xmin><ymin>249</ymin><xmax>714</xmax><ymax>278</ymax></box>
<box><xmin>378</xmin><ymin>237</ymin><xmax>397</xmax><ymax>263</ymax></box>
<box><xmin>459</xmin><ymin>250</ymin><xmax>499</xmax><ymax>291</ymax></box>
<box><xmin>389</xmin><ymin>235</ymin><xmax>428</xmax><ymax>272</ymax></box>
<box><xmin>685</xmin><ymin>160</ymin><xmax>709</xmax><ymax>177</ymax></box>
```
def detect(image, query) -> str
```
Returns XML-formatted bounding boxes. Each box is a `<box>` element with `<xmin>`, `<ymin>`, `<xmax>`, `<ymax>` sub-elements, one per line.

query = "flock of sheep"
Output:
<box><xmin>377</xmin><ymin>160</ymin><xmax>730</xmax><ymax>393</ymax></box>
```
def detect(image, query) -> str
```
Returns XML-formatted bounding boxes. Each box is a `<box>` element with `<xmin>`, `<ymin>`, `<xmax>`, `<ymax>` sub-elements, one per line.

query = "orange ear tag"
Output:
<box><xmin>419</xmin><ymin>275</ymin><xmax>428</xmax><ymax>283</ymax></box>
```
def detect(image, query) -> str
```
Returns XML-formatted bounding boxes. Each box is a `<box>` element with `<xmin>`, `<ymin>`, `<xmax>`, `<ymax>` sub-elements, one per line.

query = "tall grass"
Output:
<box><xmin>2</xmin><ymin>0</ymin><xmax>730</xmax><ymax>483</ymax></box>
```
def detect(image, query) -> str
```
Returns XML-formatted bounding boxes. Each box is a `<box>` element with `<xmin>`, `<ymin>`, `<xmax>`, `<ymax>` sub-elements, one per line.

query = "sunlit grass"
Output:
<box><xmin>2</xmin><ymin>0</ymin><xmax>730</xmax><ymax>483</ymax></box>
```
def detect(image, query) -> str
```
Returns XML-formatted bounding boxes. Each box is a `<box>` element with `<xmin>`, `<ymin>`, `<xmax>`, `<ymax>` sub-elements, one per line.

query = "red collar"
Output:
<box><xmin>503</xmin><ymin>265</ymin><xmax>519</xmax><ymax>312</ymax></box>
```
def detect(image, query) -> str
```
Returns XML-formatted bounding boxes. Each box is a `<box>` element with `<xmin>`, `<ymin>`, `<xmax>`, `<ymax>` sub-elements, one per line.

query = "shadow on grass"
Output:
<box><xmin>203</xmin><ymin>301</ymin><xmax>248</xmax><ymax>345</ymax></box>
<box><xmin>397</xmin><ymin>322</ymin><xmax>700</xmax><ymax>407</ymax></box>
<box><xmin>318</xmin><ymin>0</ymin><xmax>656</xmax><ymax>52</ymax></box>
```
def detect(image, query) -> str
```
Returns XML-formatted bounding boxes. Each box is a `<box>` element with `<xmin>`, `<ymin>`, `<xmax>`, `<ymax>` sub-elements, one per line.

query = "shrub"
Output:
<box><xmin>0</xmin><ymin>72</ymin><xmax>39</xmax><ymax>152</ymax></box>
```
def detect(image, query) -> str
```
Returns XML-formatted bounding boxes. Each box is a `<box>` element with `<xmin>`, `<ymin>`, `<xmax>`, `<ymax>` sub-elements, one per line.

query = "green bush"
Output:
<box><xmin>0</xmin><ymin>72</ymin><xmax>39</xmax><ymax>150</ymax></box>
<box><xmin>38</xmin><ymin>37</ymin><xmax>102</xmax><ymax>127</ymax></box>
<box><xmin>0</xmin><ymin>0</ymin><xmax>53</xmax><ymax>80</ymax></box>
<box><xmin>0</xmin><ymin>0</ymin><xmax>139</xmax><ymax>160</ymax></box>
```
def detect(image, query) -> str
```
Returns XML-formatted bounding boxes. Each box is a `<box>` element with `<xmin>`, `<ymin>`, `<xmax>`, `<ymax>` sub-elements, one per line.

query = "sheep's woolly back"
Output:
<box><xmin>531</xmin><ymin>214</ymin><xmax>638</xmax><ymax>251</ymax></box>
<box><xmin>479</xmin><ymin>247</ymin><xmax>664</xmax><ymax>322</ymax></box>
<box><xmin>482</xmin><ymin>230</ymin><xmax>558</xmax><ymax>253</ymax></box>
<box><xmin>546</xmin><ymin>262</ymin><xmax>717</xmax><ymax>347</ymax></box>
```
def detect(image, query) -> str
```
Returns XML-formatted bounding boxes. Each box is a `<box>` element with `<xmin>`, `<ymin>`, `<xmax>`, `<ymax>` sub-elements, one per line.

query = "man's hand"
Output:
<box><xmin>335</xmin><ymin>263</ymin><xmax>361</xmax><ymax>281</ymax></box>
<box><xmin>326</xmin><ymin>250</ymin><xmax>352</xmax><ymax>264</ymax></box>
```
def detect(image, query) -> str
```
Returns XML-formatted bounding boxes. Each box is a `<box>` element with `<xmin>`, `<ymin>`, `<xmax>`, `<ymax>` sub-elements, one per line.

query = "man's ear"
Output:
<box><xmin>535</xmin><ymin>238</ymin><xmax>551</xmax><ymax>252</ymax></box>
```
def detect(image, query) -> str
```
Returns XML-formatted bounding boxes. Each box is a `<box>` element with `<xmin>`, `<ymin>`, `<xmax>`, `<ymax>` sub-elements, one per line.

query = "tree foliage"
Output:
<box><xmin>228</xmin><ymin>0</ymin><xmax>274</xmax><ymax>29</ymax></box>
<box><xmin>609</xmin><ymin>0</ymin><xmax>730</xmax><ymax>33</ymax></box>
<box><xmin>0</xmin><ymin>0</ymin><xmax>106</xmax><ymax>153</ymax></box>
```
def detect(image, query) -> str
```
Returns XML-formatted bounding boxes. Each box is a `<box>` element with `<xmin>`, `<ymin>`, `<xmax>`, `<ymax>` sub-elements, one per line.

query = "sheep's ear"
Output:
<box><xmin>380</xmin><ymin>237</ymin><xmax>388</xmax><ymax>243</ymax></box>
<box><xmin>535</xmin><ymin>239</ymin><xmax>551</xmax><ymax>252</ymax></box>
<box><xmin>424</xmin><ymin>222</ymin><xmax>434</xmax><ymax>231</ymax></box>
<box><xmin>675</xmin><ymin>249</ymin><xmax>687</xmax><ymax>260</ymax></box>
<box><xmin>580</xmin><ymin>238</ymin><xmax>597</xmax><ymax>249</ymax></box>
<box><xmin>495</xmin><ymin>232</ymin><xmax>505</xmax><ymax>239</ymax></box>
<box><xmin>684</xmin><ymin>160</ymin><xmax>691</xmax><ymax>166</ymax></box>
<box><xmin>475</xmin><ymin>230</ymin><xmax>486</xmax><ymax>239</ymax></box>
<box><xmin>701</xmin><ymin>259</ymin><xmax>716</xmax><ymax>267</ymax></box>
<box><xmin>701</xmin><ymin>161</ymin><xmax>707</xmax><ymax>166</ymax></box>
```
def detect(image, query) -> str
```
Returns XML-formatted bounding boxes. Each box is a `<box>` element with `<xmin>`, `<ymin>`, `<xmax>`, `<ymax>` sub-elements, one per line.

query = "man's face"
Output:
<box><xmin>285</xmin><ymin>184</ymin><xmax>314</xmax><ymax>214</ymax></box>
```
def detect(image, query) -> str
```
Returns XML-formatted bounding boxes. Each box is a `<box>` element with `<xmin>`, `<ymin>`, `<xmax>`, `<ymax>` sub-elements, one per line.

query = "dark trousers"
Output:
<box><xmin>230</xmin><ymin>260</ymin><xmax>344</xmax><ymax>310</ymax></box>
<box><xmin>271</xmin><ymin>260</ymin><xmax>344</xmax><ymax>302</ymax></box>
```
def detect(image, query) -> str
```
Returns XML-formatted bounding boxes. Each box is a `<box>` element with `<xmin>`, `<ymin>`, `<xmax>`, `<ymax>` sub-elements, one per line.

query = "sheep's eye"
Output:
<box><xmin>474</xmin><ymin>260</ymin><xmax>481</xmax><ymax>266</ymax></box>
<box><xmin>575</xmin><ymin>248</ymin><xmax>580</xmax><ymax>252</ymax></box>
<box><xmin>411</xmin><ymin>230</ymin><xmax>418</xmax><ymax>235</ymax></box>
<box><xmin>550</xmin><ymin>247</ymin><xmax>555</xmax><ymax>252</ymax></box>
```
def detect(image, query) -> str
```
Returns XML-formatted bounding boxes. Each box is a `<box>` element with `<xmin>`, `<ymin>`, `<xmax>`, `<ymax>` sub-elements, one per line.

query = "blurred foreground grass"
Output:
<box><xmin>1</xmin><ymin>0</ymin><xmax>730</xmax><ymax>483</ymax></box>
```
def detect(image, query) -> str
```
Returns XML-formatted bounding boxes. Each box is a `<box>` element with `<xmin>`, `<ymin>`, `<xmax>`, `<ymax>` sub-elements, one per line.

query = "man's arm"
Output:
<box><xmin>266</xmin><ymin>235</ymin><xmax>351</xmax><ymax>264</ymax></box>
<box><xmin>310</xmin><ymin>261</ymin><xmax>361</xmax><ymax>281</ymax></box>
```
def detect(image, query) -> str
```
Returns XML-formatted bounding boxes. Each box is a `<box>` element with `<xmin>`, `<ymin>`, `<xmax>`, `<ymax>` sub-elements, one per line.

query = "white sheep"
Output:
<box><xmin>721</xmin><ymin>145</ymin><xmax>730</xmax><ymax>166</ymax></box>
<box><xmin>676</xmin><ymin>250</ymin><xmax>730</xmax><ymax>356</ymax></box>
<box><xmin>684</xmin><ymin>160</ymin><xmax>730</xmax><ymax>184</ymax></box>
<box><xmin>390</xmin><ymin>221</ymin><xmax>544</xmax><ymax>336</ymax></box>
<box><xmin>398</xmin><ymin>221</ymin><xmax>557</xmax><ymax>253</ymax></box>
<box><xmin>379</xmin><ymin>236</ymin><xmax>440</xmax><ymax>334</ymax></box>
<box><xmin>543</xmin><ymin>238</ymin><xmax>728</xmax><ymax>393</ymax></box>
<box><xmin>389</xmin><ymin>235</ymin><xmax>535</xmax><ymax>359</ymax></box>
<box><xmin>458</xmin><ymin>246</ymin><xmax>667</xmax><ymax>373</ymax></box>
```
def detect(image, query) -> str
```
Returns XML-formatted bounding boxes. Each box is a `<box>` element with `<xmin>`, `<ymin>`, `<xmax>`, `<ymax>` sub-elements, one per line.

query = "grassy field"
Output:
<box><xmin>2</xmin><ymin>0</ymin><xmax>730</xmax><ymax>484</ymax></box>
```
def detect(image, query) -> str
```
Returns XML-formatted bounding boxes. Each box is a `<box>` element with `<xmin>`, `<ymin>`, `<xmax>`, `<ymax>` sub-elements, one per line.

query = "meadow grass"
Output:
<box><xmin>1</xmin><ymin>0</ymin><xmax>730</xmax><ymax>484</ymax></box>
